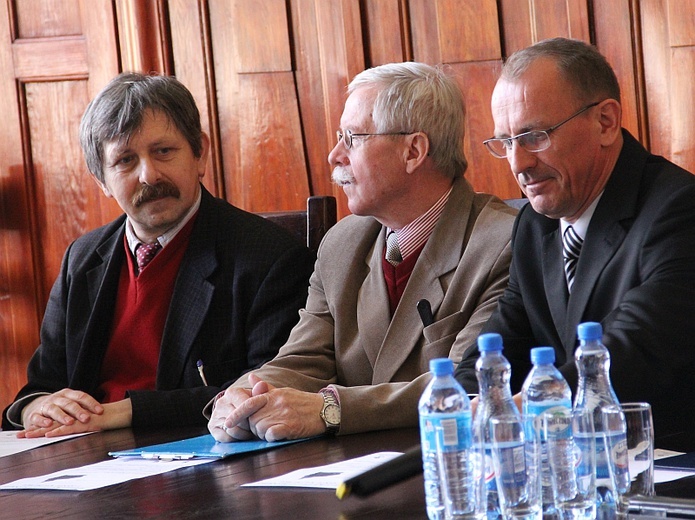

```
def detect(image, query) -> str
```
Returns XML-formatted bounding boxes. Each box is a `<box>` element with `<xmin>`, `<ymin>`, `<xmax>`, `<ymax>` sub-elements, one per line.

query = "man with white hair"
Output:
<box><xmin>208</xmin><ymin>62</ymin><xmax>517</xmax><ymax>441</ymax></box>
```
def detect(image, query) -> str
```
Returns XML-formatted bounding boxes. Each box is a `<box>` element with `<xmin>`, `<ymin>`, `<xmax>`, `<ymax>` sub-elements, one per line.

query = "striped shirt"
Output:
<box><xmin>388</xmin><ymin>185</ymin><xmax>453</xmax><ymax>260</ymax></box>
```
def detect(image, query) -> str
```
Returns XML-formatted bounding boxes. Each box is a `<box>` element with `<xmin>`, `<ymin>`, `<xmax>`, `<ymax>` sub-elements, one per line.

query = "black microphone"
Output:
<box><xmin>336</xmin><ymin>444</ymin><xmax>423</xmax><ymax>499</ymax></box>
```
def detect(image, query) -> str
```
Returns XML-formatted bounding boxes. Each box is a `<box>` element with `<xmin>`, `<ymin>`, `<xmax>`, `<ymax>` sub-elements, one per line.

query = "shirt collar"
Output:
<box><xmin>388</xmin><ymin>185</ymin><xmax>453</xmax><ymax>260</ymax></box>
<box><xmin>126</xmin><ymin>189</ymin><xmax>202</xmax><ymax>254</ymax></box>
<box><xmin>560</xmin><ymin>191</ymin><xmax>603</xmax><ymax>240</ymax></box>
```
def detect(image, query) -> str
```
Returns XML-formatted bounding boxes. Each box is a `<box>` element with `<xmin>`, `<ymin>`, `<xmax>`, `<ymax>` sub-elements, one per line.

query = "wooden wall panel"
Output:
<box><xmin>167</xmin><ymin>0</ymin><xmax>222</xmax><ymax>197</ymax></box>
<box><xmin>670</xmin><ymin>47</ymin><xmax>695</xmax><ymax>168</ymax></box>
<box><xmin>363</xmin><ymin>0</ymin><xmax>410</xmax><ymax>66</ymax></box>
<box><xmin>115</xmin><ymin>0</ymin><xmax>171</xmax><ymax>74</ymax></box>
<box><xmin>640</xmin><ymin>0</ymin><xmax>671</xmax><ymax>156</ymax></box>
<box><xmin>234</xmin><ymin>73</ymin><xmax>311</xmax><ymax>211</ymax></box>
<box><xmin>667</xmin><ymin>1</ymin><xmax>695</xmax><ymax>46</ymax></box>
<box><xmin>289</xmin><ymin>0</ymin><xmax>335</xmax><ymax>199</ymax></box>
<box><xmin>437</xmin><ymin>0</ymin><xmax>500</xmax><ymax>62</ymax></box>
<box><xmin>24</xmin><ymin>81</ymin><xmax>104</xmax><ymax>304</ymax></box>
<box><xmin>0</xmin><ymin>6</ymin><xmax>40</xmax><ymax>405</ymax></box>
<box><xmin>593</xmin><ymin>0</ymin><xmax>643</xmax><ymax>140</ymax></box>
<box><xmin>232</xmin><ymin>0</ymin><xmax>291</xmax><ymax>73</ymax></box>
<box><xmin>15</xmin><ymin>0</ymin><xmax>82</xmax><ymax>38</ymax></box>
<box><xmin>0</xmin><ymin>0</ymin><xmax>120</xmax><ymax>408</ymax></box>
<box><xmin>453</xmin><ymin>61</ymin><xmax>522</xmax><ymax>198</ymax></box>
<box><xmin>409</xmin><ymin>0</ymin><xmax>442</xmax><ymax>64</ymax></box>
<box><xmin>207</xmin><ymin>0</ymin><xmax>311</xmax><ymax>211</ymax></box>
<box><xmin>499</xmin><ymin>0</ymin><xmax>589</xmax><ymax>55</ymax></box>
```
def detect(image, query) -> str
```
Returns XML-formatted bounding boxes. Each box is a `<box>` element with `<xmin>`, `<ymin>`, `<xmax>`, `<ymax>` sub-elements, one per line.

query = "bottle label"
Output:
<box><xmin>419</xmin><ymin>412</ymin><xmax>472</xmax><ymax>453</ymax></box>
<box><xmin>526</xmin><ymin>402</ymin><xmax>572</xmax><ymax>440</ymax></box>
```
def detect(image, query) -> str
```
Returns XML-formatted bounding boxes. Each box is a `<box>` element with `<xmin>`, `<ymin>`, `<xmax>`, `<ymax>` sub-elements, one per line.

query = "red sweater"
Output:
<box><xmin>98</xmin><ymin>217</ymin><xmax>196</xmax><ymax>402</ymax></box>
<box><xmin>383</xmin><ymin>242</ymin><xmax>426</xmax><ymax>315</ymax></box>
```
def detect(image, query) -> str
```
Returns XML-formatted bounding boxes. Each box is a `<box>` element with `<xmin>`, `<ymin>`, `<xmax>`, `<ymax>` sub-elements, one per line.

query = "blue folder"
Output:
<box><xmin>109</xmin><ymin>434</ymin><xmax>310</xmax><ymax>460</ymax></box>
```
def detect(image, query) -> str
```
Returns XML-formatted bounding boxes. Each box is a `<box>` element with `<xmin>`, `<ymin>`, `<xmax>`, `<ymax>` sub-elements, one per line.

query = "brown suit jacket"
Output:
<box><xmin>232</xmin><ymin>177</ymin><xmax>517</xmax><ymax>435</ymax></box>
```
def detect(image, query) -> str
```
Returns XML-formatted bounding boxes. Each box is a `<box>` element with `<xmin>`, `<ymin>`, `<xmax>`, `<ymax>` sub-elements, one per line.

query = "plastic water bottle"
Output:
<box><xmin>419</xmin><ymin>358</ymin><xmax>481</xmax><ymax>520</ymax></box>
<box><xmin>472</xmin><ymin>333</ymin><xmax>520</xmax><ymax>520</ymax></box>
<box><xmin>573</xmin><ymin>322</ymin><xmax>628</xmax><ymax>517</ymax></box>
<box><xmin>522</xmin><ymin>346</ymin><xmax>573</xmax><ymax>516</ymax></box>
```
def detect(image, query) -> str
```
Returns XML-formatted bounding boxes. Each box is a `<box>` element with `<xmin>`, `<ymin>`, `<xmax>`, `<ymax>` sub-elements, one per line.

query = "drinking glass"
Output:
<box><xmin>543</xmin><ymin>408</ymin><xmax>596</xmax><ymax>519</ymax></box>
<box><xmin>490</xmin><ymin>414</ymin><xmax>542</xmax><ymax>520</ymax></box>
<box><xmin>602</xmin><ymin>402</ymin><xmax>654</xmax><ymax>514</ymax></box>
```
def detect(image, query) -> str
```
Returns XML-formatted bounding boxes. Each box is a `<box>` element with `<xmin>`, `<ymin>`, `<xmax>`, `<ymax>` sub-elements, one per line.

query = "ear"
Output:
<box><xmin>404</xmin><ymin>132</ymin><xmax>430</xmax><ymax>174</ymax></box>
<box><xmin>92</xmin><ymin>175</ymin><xmax>113</xmax><ymax>198</ymax></box>
<box><xmin>597</xmin><ymin>99</ymin><xmax>622</xmax><ymax>146</ymax></box>
<box><xmin>197</xmin><ymin>132</ymin><xmax>211</xmax><ymax>179</ymax></box>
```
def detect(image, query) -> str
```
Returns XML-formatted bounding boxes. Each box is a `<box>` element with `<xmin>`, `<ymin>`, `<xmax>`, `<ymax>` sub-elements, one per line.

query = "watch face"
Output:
<box><xmin>324</xmin><ymin>404</ymin><xmax>340</xmax><ymax>425</ymax></box>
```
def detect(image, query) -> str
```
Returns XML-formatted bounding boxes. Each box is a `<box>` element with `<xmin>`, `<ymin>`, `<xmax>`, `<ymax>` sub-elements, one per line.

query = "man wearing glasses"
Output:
<box><xmin>208</xmin><ymin>62</ymin><xmax>517</xmax><ymax>442</ymax></box>
<box><xmin>455</xmin><ymin>38</ymin><xmax>695</xmax><ymax>451</ymax></box>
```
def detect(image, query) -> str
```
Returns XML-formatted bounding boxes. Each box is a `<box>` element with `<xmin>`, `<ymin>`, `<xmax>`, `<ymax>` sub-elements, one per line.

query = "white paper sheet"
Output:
<box><xmin>0</xmin><ymin>431</ymin><xmax>91</xmax><ymax>458</ymax></box>
<box><xmin>0</xmin><ymin>456</ymin><xmax>214</xmax><ymax>491</ymax></box>
<box><xmin>241</xmin><ymin>451</ymin><xmax>403</xmax><ymax>489</ymax></box>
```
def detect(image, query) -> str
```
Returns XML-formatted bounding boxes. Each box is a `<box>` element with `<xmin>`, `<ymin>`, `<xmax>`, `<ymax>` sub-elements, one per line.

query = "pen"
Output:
<box><xmin>196</xmin><ymin>359</ymin><xmax>209</xmax><ymax>386</ymax></box>
<box><xmin>336</xmin><ymin>444</ymin><xmax>423</xmax><ymax>499</ymax></box>
<box><xmin>416</xmin><ymin>299</ymin><xmax>434</xmax><ymax>327</ymax></box>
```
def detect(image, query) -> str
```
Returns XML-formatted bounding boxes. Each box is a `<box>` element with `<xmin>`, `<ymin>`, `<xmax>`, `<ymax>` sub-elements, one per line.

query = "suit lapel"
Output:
<box><xmin>542</xmin><ymin>227</ymin><xmax>571</xmax><ymax>344</ymax></box>
<box><xmin>157</xmin><ymin>191</ymin><xmax>217</xmax><ymax>389</ymax></box>
<box><xmin>564</xmin><ymin>131</ymin><xmax>646</xmax><ymax>346</ymax></box>
<box><xmin>372</xmin><ymin>178</ymin><xmax>472</xmax><ymax>383</ymax></box>
<box><xmin>357</xmin><ymin>229</ymin><xmax>391</xmax><ymax>368</ymax></box>
<box><xmin>71</xmin><ymin>223</ymin><xmax>126</xmax><ymax>389</ymax></box>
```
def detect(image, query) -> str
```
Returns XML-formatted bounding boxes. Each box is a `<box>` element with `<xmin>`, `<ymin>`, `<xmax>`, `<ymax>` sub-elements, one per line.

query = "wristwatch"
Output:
<box><xmin>319</xmin><ymin>388</ymin><xmax>341</xmax><ymax>434</ymax></box>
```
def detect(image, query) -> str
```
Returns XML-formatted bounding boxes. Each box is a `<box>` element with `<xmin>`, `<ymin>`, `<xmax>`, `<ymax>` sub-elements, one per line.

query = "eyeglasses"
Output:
<box><xmin>336</xmin><ymin>129</ymin><xmax>411</xmax><ymax>149</ymax></box>
<box><xmin>483</xmin><ymin>101</ymin><xmax>602</xmax><ymax>159</ymax></box>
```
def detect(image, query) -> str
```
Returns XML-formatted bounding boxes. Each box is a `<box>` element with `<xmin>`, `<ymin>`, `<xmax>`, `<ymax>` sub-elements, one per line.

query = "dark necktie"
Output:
<box><xmin>385</xmin><ymin>231</ymin><xmax>402</xmax><ymax>267</ymax></box>
<box><xmin>562</xmin><ymin>225</ymin><xmax>583</xmax><ymax>291</ymax></box>
<box><xmin>136</xmin><ymin>242</ymin><xmax>162</xmax><ymax>272</ymax></box>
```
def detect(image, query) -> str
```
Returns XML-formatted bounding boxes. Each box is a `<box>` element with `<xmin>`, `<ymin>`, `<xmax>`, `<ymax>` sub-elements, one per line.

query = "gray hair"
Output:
<box><xmin>348</xmin><ymin>62</ymin><xmax>467</xmax><ymax>179</ymax></box>
<box><xmin>501</xmin><ymin>37</ymin><xmax>621</xmax><ymax>105</ymax></box>
<box><xmin>79</xmin><ymin>72</ymin><xmax>203</xmax><ymax>183</ymax></box>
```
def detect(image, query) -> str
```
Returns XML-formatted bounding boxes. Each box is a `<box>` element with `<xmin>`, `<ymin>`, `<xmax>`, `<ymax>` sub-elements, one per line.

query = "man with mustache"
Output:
<box><xmin>454</xmin><ymin>38</ymin><xmax>695</xmax><ymax>451</ymax></box>
<box><xmin>2</xmin><ymin>73</ymin><xmax>315</xmax><ymax>436</ymax></box>
<box><xmin>207</xmin><ymin>62</ymin><xmax>516</xmax><ymax>442</ymax></box>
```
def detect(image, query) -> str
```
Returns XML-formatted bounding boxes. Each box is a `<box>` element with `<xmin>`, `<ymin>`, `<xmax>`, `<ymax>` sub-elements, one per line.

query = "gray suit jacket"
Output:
<box><xmin>231</xmin><ymin>177</ymin><xmax>516</xmax><ymax>435</ymax></box>
<box><xmin>3</xmin><ymin>187</ymin><xmax>315</xmax><ymax>429</ymax></box>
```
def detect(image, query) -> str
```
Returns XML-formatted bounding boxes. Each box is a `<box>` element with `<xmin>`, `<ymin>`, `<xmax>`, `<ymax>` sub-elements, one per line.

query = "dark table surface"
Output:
<box><xmin>0</xmin><ymin>425</ymin><xmax>693</xmax><ymax>520</ymax></box>
<box><xmin>0</xmin><ymin>426</ymin><xmax>427</xmax><ymax>520</ymax></box>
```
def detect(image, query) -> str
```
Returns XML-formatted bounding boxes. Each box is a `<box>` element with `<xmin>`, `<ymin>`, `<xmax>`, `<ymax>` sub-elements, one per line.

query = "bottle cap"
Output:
<box><xmin>477</xmin><ymin>333</ymin><xmax>503</xmax><ymax>352</ymax></box>
<box><xmin>429</xmin><ymin>358</ymin><xmax>454</xmax><ymax>376</ymax></box>
<box><xmin>530</xmin><ymin>346</ymin><xmax>555</xmax><ymax>365</ymax></box>
<box><xmin>577</xmin><ymin>321</ymin><xmax>602</xmax><ymax>341</ymax></box>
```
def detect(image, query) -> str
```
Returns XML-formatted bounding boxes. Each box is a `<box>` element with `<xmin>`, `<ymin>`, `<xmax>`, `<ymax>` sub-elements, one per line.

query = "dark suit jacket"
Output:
<box><xmin>3</xmin><ymin>187</ymin><xmax>315</xmax><ymax>429</ymax></box>
<box><xmin>455</xmin><ymin>131</ymin><xmax>695</xmax><ymax>451</ymax></box>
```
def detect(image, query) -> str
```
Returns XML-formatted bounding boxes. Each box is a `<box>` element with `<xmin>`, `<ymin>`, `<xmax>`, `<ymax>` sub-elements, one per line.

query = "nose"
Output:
<box><xmin>507</xmin><ymin>140</ymin><xmax>537</xmax><ymax>175</ymax></box>
<box><xmin>137</xmin><ymin>157</ymin><xmax>161</xmax><ymax>185</ymax></box>
<box><xmin>327</xmin><ymin>140</ymin><xmax>348</xmax><ymax>168</ymax></box>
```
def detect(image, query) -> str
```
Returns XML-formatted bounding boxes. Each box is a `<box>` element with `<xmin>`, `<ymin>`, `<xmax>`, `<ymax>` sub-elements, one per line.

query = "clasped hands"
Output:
<box><xmin>208</xmin><ymin>373</ymin><xmax>326</xmax><ymax>442</ymax></box>
<box><xmin>19</xmin><ymin>388</ymin><xmax>132</xmax><ymax>438</ymax></box>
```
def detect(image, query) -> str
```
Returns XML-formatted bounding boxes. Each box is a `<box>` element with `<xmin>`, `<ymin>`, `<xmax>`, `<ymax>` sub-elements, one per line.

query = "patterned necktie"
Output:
<box><xmin>562</xmin><ymin>225</ymin><xmax>583</xmax><ymax>291</ymax></box>
<box><xmin>136</xmin><ymin>242</ymin><xmax>162</xmax><ymax>272</ymax></box>
<box><xmin>385</xmin><ymin>231</ymin><xmax>402</xmax><ymax>267</ymax></box>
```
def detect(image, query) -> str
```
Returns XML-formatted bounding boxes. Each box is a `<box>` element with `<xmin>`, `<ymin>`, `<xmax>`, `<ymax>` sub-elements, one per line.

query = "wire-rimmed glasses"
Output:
<box><xmin>336</xmin><ymin>129</ymin><xmax>411</xmax><ymax>149</ymax></box>
<box><xmin>483</xmin><ymin>101</ymin><xmax>602</xmax><ymax>159</ymax></box>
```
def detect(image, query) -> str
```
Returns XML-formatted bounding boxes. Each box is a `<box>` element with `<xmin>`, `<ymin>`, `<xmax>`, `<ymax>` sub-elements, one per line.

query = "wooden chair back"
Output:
<box><xmin>260</xmin><ymin>196</ymin><xmax>337</xmax><ymax>252</ymax></box>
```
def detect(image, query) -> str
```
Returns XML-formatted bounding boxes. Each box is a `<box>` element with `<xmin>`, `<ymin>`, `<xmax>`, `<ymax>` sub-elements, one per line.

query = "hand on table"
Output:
<box><xmin>208</xmin><ymin>373</ymin><xmax>327</xmax><ymax>442</ymax></box>
<box><xmin>19</xmin><ymin>391</ymin><xmax>132</xmax><ymax>438</ymax></box>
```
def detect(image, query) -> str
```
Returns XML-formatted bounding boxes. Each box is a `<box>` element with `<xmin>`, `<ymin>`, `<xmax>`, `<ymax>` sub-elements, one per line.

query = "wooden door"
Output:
<box><xmin>0</xmin><ymin>0</ymin><xmax>120</xmax><ymax>407</ymax></box>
